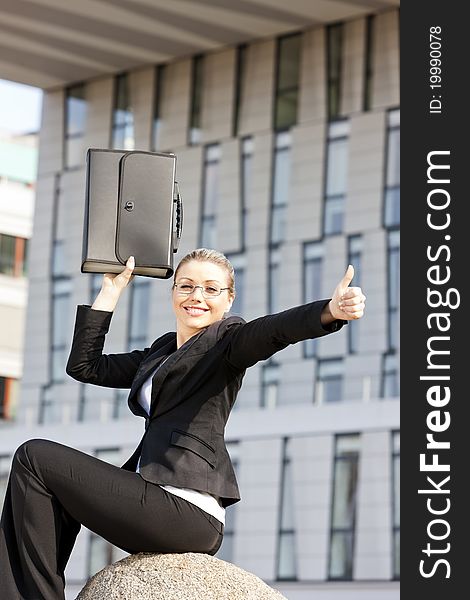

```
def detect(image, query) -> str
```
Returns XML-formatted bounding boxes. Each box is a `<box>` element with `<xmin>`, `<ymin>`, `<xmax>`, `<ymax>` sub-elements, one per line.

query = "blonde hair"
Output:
<box><xmin>174</xmin><ymin>248</ymin><xmax>235</xmax><ymax>297</ymax></box>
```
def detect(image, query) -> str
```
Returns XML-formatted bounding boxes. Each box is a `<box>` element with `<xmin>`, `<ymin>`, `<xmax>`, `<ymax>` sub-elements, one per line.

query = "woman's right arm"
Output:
<box><xmin>66</xmin><ymin>257</ymin><xmax>147</xmax><ymax>388</ymax></box>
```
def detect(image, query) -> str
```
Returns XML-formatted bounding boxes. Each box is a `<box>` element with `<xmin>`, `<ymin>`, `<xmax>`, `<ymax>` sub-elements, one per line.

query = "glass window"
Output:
<box><xmin>152</xmin><ymin>65</ymin><xmax>165</xmax><ymax>150</ymax></box>
<box><xmin>0</xmin><ymin>234</ymin><xmax>28</xmax><ymax>277</ymax></box>
<box><xmin>268</xmin><ymin>247</ymin><xmax>281</xmax><ymax>315</ymax></box>
<box><xmin>324</xmin><ymin>121</ymin><xmax>349</xmax><ymax>236</ymax></box>
<box><xmin>0</xmin><ymin>234</ymin><xmax>15</xmax><ymax>275</ymax></box>
<box><xmin>240</xmin><ymin>137</ymin><xmax>254</xmax><ymax>249</ymax></box>
<box><xmin>384</xmin><ymin>110</ymin><xmax>400</xmax><ymax>227</ymax></box>
<box><xmin>348</xmin><ymin>236</ymin><xmax>362</xmax><ymax>353</ymax></box>
<box><xmin>39</xmin><ymin>385</ymin><xmax>61</xmax><ymax>424</ymax></box>
<box><xmin>51</xmin><ymin>278</ymin><xmax>72</xmax><ymax>383</ymax></box>
<box><xmin>0</xmin><ymin>377</ymin><xmax>18</xmax><ymax>420</ymax></box>
<box><xmin>274</xmin><ymin>34</ymin><xmax>301</xmax><ymax>130</ymax></box>
<box><xmin>65</xmin><ymin>84</ymin><xmax>87</xmax><ymax>169</ymax></box>
<box><xmin>303</xmin><ymin>242</ymin><xmax>324</xmax><ymax>358</ymax></box>
<box><xmin>112</xmin><ymin>74</ymin><xmax>134</xmax><ymax>150</ymax></box>
<box><xmin>388</xmin><ymin>230</ymin><xmax>400</xmax><ymax>351</ymax></box>
<box><xmin>226</xmin><ymin>253</ymin><xmax>245</xmax><ymax>317</ymax></box>
<box><xmin>327</xmin><ymin>24</ymin><xmax>344</xmax><ymax>120</ymax></box>
<box><xmin>189</xmin><ymin>55</ymin><xmax>204</xmax><ymax>145</ymax></box>
<box><xmin>52</xmin><ymin>240</ymin><xmax>67</xmax><ymax>277</ymax></box>
<box><xmin>200</xmin><ymin>144</ymin><xmax>221</xmax><ymax>248</ymax></box>
<box><xmin>233</xmin><ymin>44</ymin><xmax>248</xmax><ymax>137</ymax></box>
<box><xmin>363</xmin><ymin>16</ymin><xmax>375</xmax><ymax>111</ymax></box>
<box><xmin>128</xmin><ymin>278</ymin><xmax>150</xmax><ymax>350</ymax></box>
<box><xmin>261</xmin><ymin>362</ymin><xmax>280</xmax><ymax>408</ymax></box>
<box><xmin>328</xmin><ymin>434</ymin><xmax>360</xmax><ymax>580</ymax></box>
<box><xmin>317</xmin><ymin>359</ymin><xmax>343</xmax><ymax>404</ymax></box>
<box><xmin>77</xmin><ymin>273</ymin><xmax>112</xmax><ymax>423</ymax></box>
<box><xmin>392</xmin><ymin>431</ymin><xmax>400</xmax><ymax>579</ymax></box>
<box><xmin>382</xmin><ymin>352</ymin><xmax>399</xmax><ymax>398</ymax></box>
<box><xmin>270</xmin><ymin>132</ymin><xmax>291</xmax><ymax>246</ymax></box>
<box><xmin>113</xmin><ymin>388</ymin><xmax>134</xmax><ymax>421</ymax></box>
<box><xmin>277</xmin><ymin>439</ymin><xmax>297</xmax><ymax>580</ymax></box>
<box><xmin>22</xmin><ymin>238</ymin><xmax>29</xmax><ymax>276</ymax></box>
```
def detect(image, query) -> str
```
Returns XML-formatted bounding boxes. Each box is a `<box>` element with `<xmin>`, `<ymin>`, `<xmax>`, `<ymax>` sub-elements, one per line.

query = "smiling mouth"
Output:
<box><xmin>184</xmin><ymin>306</ymin><xmax>209</xmax><ymax>316</ymax></box>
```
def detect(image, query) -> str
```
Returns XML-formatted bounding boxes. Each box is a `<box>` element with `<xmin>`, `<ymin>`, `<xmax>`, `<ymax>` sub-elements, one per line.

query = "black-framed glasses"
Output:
<box><xmin>173</xmin><ymin>283</ymin><xmax>230</xmax><ymax>298</ymax></box>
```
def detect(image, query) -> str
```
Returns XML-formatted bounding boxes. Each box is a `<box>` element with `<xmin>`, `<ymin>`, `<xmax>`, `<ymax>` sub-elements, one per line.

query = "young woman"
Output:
<box><xmin>0</xmin><ymin>248</ymin><xmax>366</xmax><ymax>600</ymax></box>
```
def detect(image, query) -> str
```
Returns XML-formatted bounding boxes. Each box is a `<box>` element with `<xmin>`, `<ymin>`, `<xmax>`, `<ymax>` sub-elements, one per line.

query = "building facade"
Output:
<box><xmin>0</xmin><ymin>7</ymin><xmax>400</xmax><ymax>599</ymax></box>
<box><xmin>0</xmin><ymin>132</ymin><xmax>36</xmax><ymax>424</ymax></box>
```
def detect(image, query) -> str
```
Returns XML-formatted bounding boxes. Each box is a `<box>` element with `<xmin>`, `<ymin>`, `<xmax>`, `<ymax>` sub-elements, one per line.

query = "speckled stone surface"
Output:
<box><xmin>76</xmin><ymin>552</ymin><xmax>288</xmax><ymax>600</ymax></box>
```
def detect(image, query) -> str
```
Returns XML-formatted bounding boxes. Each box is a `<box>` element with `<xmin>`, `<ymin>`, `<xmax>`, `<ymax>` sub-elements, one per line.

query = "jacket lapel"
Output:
<box><xmin>128</xmin><ymin>335</ymin><xmax>176</xmax><ymax>407</ymax></box>
<box><xmin>149</xmin><ymin>327</ymin><xmax>208</xmax><ymax>414</ymax></box>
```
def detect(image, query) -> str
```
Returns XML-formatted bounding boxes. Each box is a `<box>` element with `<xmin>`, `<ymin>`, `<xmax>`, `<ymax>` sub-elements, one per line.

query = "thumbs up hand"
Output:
<box><xmin>327</xmin><ymin>265</ymin><xmax>366</xmax><ymax>321</ymax></box>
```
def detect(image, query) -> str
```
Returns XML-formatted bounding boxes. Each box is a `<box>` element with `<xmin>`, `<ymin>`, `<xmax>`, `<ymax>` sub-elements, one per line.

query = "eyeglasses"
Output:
<box><xmin>173</xmin><ymin>283</ymin><xmax>230</xmax><ymax>298</ymax></box>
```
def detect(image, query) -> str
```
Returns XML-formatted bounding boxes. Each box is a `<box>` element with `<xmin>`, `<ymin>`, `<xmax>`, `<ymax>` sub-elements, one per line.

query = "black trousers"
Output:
<box><xmin>0</xmin><ymin>439</ymin><xmax>224</xmax><ymax>600</ymax></box>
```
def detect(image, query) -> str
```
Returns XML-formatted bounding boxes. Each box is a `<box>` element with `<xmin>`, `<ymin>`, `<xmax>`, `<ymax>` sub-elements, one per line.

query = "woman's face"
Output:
<box><xmin>172</xmin><ymin>260</ymin><xmax>234</xmax><ymax>337</ymax></box>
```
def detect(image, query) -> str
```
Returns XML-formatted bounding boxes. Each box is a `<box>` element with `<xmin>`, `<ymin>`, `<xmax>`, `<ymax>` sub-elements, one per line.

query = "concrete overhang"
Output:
<box><xmin>0</xmin><ymin>0</ymin><xmax>399</xmax><ymax>90</ymax></box>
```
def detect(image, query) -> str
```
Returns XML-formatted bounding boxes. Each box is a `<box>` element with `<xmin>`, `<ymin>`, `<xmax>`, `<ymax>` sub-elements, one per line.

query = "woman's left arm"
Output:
<box><xmin>224</xmin><ymin>265</ymin><xmax>366</xmax><ymax>370</ymax></box>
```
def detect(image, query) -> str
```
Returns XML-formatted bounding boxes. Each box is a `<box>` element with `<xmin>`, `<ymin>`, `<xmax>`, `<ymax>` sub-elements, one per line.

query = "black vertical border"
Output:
<box><xmin>401</xmin><ymin>2</ymin><xmax>467</xmax><ymax>598</ymax></box>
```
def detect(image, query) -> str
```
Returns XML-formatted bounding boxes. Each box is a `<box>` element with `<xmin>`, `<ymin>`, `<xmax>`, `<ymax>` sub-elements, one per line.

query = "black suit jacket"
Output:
<box><xmin>66</xmin><ymin>301</ymin><xmax>344</xmax><ymax>507</ymax></box>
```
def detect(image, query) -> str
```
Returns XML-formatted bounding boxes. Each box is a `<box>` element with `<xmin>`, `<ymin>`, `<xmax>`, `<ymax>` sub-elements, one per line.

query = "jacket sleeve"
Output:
<box><xmin>65</xmin><ymin>305</ymin><xmax>152</xmax><ymax>388</ymax></box>
<box><xmin>224</xmin><ymin>299</ymin><xmax>346</xmax><ymax>370</ymax></box>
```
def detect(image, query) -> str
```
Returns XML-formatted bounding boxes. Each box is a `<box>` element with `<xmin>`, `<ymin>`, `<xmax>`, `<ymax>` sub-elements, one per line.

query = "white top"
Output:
<box><xmin>136</xmin><ymin>358</ymin><xmax>226</xmax><ymax>525</ymax></box>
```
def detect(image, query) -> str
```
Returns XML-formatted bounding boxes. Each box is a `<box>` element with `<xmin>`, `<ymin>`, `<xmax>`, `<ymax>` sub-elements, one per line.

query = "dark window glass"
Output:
<box><xmin>382</xmin><ymin>352</ymin><xmax>399</xmax><ymax>398</ymax></box>
<box><xmin>200</xmin><ymin>144</ymin><xmax>221</xmax><ymax>248</ymax></box>
<box><xmin>388</xmin><ymin>230</ymin><xmax>400</xmax><ymax>351</ymax></box>
<box><xmin>261</xmin><ymin>362</ymin><xmax>279</xmax><ymax>408</ymax></box>
<box><xmin>268</xmin><ymin>247</ymin><xmax>281</xmax><ymax>315</ymax></box>
<box><xmin>240</xmin><ymin>137</ymin><xmax>254</xmax><ymax>248</ymax></box>
<box><xmin>328</xmin><ymin>435</ymin><xmax>360</xmax><ymax>580</ymax></box>
<box><xmin>303</xmin><ymin>242</ymin><xmax>323</xmax><ymax>357</ymax></box>
<box><xmin>227</xmin><ymin>254</ymin><xmax>245</xmax><ymax>317</ymax></box>
<box><xmin>233</xmin><ymin>44</ymin><xmax>247</xmax><ymax>137</ymax></box>
<box><xmin>65</xmin><ymin>84</ymin><xmax>87</xmax><ymax>169</ymax></box>
<box><xmin>274</xmin><ymin>35</ymin><xmax>301</xmax><ymax>130</ymax></box>
<box><xmin>348</xmin><ymin>236</ymin><xmax>362</xmax><ymax>353</ymax></box>
<box><xmin>324</xmin><ymin>120</ymin><xmax>349</xmax><ymax>236</ymax></box>
<box><xmin>51</xmin><ymin>278</ymin><xmax>72</xmax><ymax>384</ymax></box>
<box><xmin>128</xmin><ymin>278</ymin><xmax>150</xmax><ymax>349</ymax></box>
<box><xmin>384</xmin><ymin>110</ymin><xmax>400</xmax><ymax>227</ymax></box>
<box><xmin>327</xmin><ymin>24</ymin><xmax>344</xmax><ymax>120</ymax></box>
<box><xmin>363</xmin><ymin>16</ymin><xmax>375</xmax><ymax>111</ymax></box>
<box><xmin>270</xmin><ymin>132</ymin><xmax>291</xmax><ymax>246</ymax></box>
<box><xmin>189</xmin><ymin>55</ymin><xmax>204</xmax><ymax>145</ymax></box>
<box><xmin>277</xmin><ymin>439</ymin><xmax>297</xmax><ymax>580</ymax></box>
<box><xmin>22</xmin><ymin>238</ymin><xmax>29</xmax><ymax>276</ymax></box>
<box><xmin>0</xmin><ymin>377</ymin><xmax>18</xmax><ymax>420</ymax></box>
<box><xmin>392</xmin><ymin>432</ymin><xmax>400</xmax><ymax>579</ymax></box>
<box><xmin>152</xmin><ymin>65</ymin><xmax>165</xmax><ymax>150</ymax></box>
<box><xmin>317</xmin><ymin>359</ymin><xmax>343</xmax><ymax>403</ymax></box>
<box><xmin>0</xmin><ymin>233</ymin><xmax>16</xmax><ymax>275</ymax></box>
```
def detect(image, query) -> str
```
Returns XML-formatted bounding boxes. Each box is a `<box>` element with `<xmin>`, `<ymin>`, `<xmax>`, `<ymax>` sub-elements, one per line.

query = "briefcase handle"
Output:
<box><xmin>173</xmin><ymin>181</ymin><xmax>183</xmax><ymax>253</ymax></box>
